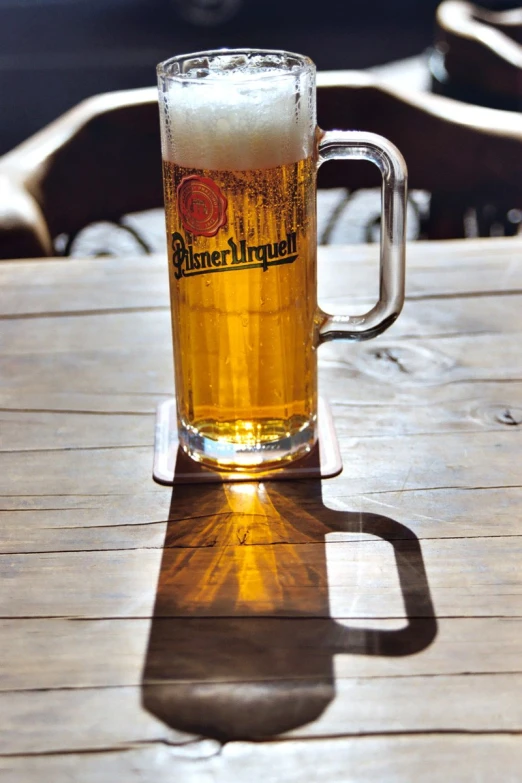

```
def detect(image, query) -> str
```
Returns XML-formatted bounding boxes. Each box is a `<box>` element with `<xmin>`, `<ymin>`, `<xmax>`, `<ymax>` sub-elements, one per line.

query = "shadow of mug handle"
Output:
<box><xmin>329</xmin><ymin>511</ymin><xmax>438</xmax><ymax>657</ymax></box>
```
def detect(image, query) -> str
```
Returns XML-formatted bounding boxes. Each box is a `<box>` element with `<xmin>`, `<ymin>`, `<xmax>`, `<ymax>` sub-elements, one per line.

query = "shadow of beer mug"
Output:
<box><xmin>142</xmin><ymin>479</ymin><xmax>436</xmax><ymax>740</ymax></box>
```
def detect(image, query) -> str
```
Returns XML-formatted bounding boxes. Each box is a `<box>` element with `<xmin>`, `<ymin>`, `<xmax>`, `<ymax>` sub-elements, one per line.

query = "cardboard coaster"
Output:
<box><xmin>153</xmin><ymin>396</ymin><xmax>342</xmax><ymax>485</ymax></box>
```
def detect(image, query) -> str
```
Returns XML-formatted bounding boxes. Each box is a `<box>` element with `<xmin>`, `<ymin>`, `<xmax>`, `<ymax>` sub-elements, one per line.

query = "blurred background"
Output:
<box><xmin>1</xmin><ymin>0</ymin><xmax>519</xmax><ymax>254</ymax></box>
<box><xmin>0</xmin><ymin>0</ymin><xmax>504</xmax><ymax>155</ymax></box>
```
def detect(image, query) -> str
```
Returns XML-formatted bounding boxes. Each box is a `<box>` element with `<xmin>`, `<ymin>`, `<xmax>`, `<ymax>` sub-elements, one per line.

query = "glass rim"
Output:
<box><xmin>156</xmin><ymin>48</ymin><xmax>315</xmax><ymax>83</ymax></box>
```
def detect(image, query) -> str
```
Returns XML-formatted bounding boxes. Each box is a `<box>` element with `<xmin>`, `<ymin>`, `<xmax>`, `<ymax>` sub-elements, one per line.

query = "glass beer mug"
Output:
<box><xmin>157</xmin><ymin>49</ymin><xmax>407</xmax><ymax>471</ymax></box>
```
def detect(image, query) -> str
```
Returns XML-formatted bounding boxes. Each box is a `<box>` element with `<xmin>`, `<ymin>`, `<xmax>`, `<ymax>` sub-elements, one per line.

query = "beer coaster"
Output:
<box><xmin>152</xmin><ymin>396</ymin><xmax>342</xmax><ymax>485</ymax></box>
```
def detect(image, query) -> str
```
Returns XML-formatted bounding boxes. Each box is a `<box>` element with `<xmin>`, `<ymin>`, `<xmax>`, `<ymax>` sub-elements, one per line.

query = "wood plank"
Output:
<box><xmin>2</xmin><ymin>423</ymin><xmax>519</xmax><ymax>498</ymax></box>
<box><xmin>0</xmin><ymin>390</ymin><xmax>171</xmax><ymax>416</ymax></box>
<box><xmin>0</xmin><ymin>238</ymin><xmax>520</xmax><ymax>317</ymax></box>
<box><xmin>0</xmin><ymin>447</ymin><xmax>163</xmax><ymax>496</ymax></box>
<box><xmin>0</xmin><ymin>255</ymin><xmax>170</xmax><ymax>316</ymax></box>
<box><xmin>332</xmin><ymin>429</ymin><xmax>522</xmax><ymax>495</ymax></box>
<box><xmin>0</xmin><ymin>411</ymin><xmax>155</xmax><ymax>452</ymax></box>
<box><xmin>0</xmin><ymin>687</ymin><xmax>198</xmax><ymax>756</ymax></box>
<box><xmin>1</xmin><ymin>375</ymin><xmax>521</xmax><ymax>454</ymax></box>
<box><xmin>319</xmin><ymin>239</ymin><xmax>522</xmax><ymax>304</ymax></box>
<box><xmin>1</xmin><ymin>311</ymin><xmax>521</xmax><ymax>415</ymax></box>
<box><xmin>1</xmin><ymin>368</ymin><xmax>520</xmax><ymax>418</ymax></box>
<box><xmin>386</xmin><ymin>295</ymin><xmax>522</xmax><ymax>338</ymax></box>
<box><xmin>288</xmin><ymin>673</ymin><xmax>522</xmax><ymax>736</ymax></box>
<box><xmin>3</xmin><ymin>486</ymin><xmax>522</xmax><ymax>554</ymax></box>
<box><xmin>321</xmin><ymin>486</ymin><xmax>522</xmax><ymax>541</ymax></box>
<box><xmin>2</xmin><ymin>617</ymin><xmax>522</xmax><ymax>692</ymax></box>
<box><xmin>0</xmin><ymin>491</ymin><xmax>170</xmax><ymax>520</ymax></box>
<box><xmin>1</xmin><ymin>535</ymin><xmax>521</xmax><ymax>619</ymax></box>
<box><xmin>2</xmin><ymin>735</ymin><xmax>521</xmax><ymax>783</ymax></box>
<box><xmin>1</xmin><ymin>672</ymin><xmax>522</xmax><ymax>754</ymax></box>
<box><xmin>321</xmin><ymin>331</ymin><xmax>522</xmax><ymax>391</ymax></box>
<box><xmin>217</xmin><ymin>735</ymin><xmax>522</xmax><ymax>783</ymax></box>
<box><xmin>0</xmin><ymin>514</ymin><xmax>167</xmax><ymax>554</ymax></box>
<box><xmin>0</xmin><ymin>311</ymin><xmax>172</xmax><ymax>355</ymax></box>
<box><xmin>1</xmin><ymin>296</ymin><xmax>521</xmax><ymax>360</ymax></box>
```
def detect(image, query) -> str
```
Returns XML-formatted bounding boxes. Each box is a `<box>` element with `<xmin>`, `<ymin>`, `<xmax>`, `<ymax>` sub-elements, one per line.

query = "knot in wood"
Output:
<box><xmin>495</xmin><ymin>408</ymin><xmax>522</xmax><ymax>426</ymax></box>
<box><xmin>356</xmin><ymin>343</ymin><xmax>455</xmax><ymax>385</ymax></box>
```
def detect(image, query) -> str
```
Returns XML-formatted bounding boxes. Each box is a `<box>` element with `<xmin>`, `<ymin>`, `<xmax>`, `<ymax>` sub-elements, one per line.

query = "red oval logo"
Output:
<box><xmin>177</xmin><ymin>175</ymin><xmax>228</xmax><ymax>237</ymax></box>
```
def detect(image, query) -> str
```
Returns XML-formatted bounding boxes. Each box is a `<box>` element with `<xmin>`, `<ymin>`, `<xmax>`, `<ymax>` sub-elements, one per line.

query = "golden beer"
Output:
<box><xmin>163</xmin><ymin>156</ymin><xmax>318</xmax><ymax>467</ymax></box>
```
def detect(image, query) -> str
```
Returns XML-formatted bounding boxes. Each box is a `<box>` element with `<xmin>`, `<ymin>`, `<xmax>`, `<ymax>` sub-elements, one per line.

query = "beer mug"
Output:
<box><xmin>157</xmin><ymin>49</ymin><xmax>407</xmax><ymax>471</ymax></box>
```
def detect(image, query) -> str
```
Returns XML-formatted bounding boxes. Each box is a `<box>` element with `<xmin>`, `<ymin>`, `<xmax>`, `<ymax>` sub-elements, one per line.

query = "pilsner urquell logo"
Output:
<box><xmin>173</xmin><ymin>175</ymin><xmax>298</xmax><ymax>280</ymax></box>
<box><xmin>171</xmin><ymin>231</ymin><xmax>298</xmax><ymax>280</ymax></box>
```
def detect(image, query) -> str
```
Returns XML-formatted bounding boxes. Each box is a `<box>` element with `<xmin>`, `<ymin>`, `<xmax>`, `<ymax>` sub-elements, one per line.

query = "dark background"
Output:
<box><xmin>0</xmin><ymin>0</ymin><xmax>514</xmax><ymax>154</ymax></box>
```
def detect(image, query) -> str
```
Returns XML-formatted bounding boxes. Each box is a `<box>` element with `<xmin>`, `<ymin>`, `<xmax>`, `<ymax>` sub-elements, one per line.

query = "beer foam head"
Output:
<box><xmin>158</xmin><ymin>51</ymin><xmax>316</xmax><ymax>170</ymax></box>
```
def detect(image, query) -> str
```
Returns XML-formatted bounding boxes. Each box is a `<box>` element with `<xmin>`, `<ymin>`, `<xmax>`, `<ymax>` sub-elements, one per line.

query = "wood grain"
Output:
<box><xmin>1</xmin><ymin>535</ymin><xmax>521</xmax><ymax>618</ymax></box>
<box><xmin>2</xmin><ymin>617</ymin><xmax>522</xmax><ymax>692</ymax></box>
<box><xmin>1</xmin><ymin>672</ymin><xmax>522</xmax><ymax>754</ymax></box>
<box><xmin>0</xmin><ymin>238</ymin><xmax>521</xmax><ymax>317</ymax></box>
<box><xmin>1</xmin><ymin>425</ymin><xmax>519</xmax><ymax>497</ymax></box>
<box><xmin>1</xmin><ymin>239</ymin><xmax>521</xmax><ymax>779</ymax></box>
<box><xmin>2</xmin><ymin>485</ymin><xmax>522</xmax><ymax>554</ymax></box>
<box><xmin>1</xmin><ymin>736</ymin><xmax>522</xmax><ymax>783</ymax></box>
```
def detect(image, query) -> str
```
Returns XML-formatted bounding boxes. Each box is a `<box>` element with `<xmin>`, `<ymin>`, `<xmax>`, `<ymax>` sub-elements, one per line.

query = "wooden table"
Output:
<box><xmin>1</xmin><ymin>238</ymin><xmax>521</xmax><ymax>781</ymax></box>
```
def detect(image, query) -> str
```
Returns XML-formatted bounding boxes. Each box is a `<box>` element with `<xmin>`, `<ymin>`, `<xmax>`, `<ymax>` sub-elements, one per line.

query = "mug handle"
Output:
<box><xmin>316</xmin><ymin>131</ymin><xmax>408</xmax><ymax>343</ymax></box>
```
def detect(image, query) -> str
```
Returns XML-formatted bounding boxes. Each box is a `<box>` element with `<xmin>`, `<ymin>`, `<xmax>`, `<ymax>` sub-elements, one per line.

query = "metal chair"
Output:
<box><xmin>0</xmin><ymin>71</ymin><xmax>520</xmax><ymax>259</ymax></box>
